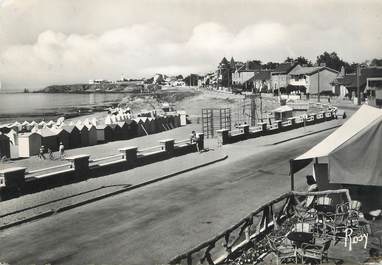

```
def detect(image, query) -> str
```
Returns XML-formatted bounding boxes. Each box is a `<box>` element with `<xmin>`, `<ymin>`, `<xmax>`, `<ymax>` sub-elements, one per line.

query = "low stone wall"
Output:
<box><xmin>217</xmin><ymin>110</ymin><xmax>339</xmax><ymax>145</ymax></box>
<box><xmin>0</xmin><ymin>133</ymin><xmax>204</xmax><ymax>201</ymax></box>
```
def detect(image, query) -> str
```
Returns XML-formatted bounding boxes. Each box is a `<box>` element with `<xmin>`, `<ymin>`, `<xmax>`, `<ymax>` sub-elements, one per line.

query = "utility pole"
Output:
<box><xmin>217</xmin><ymin>69</ymin><xmax>219</xmax><ymax>90</ymax></box>
<box><xmin>356</xmin><ymin>64</ymin><xmax>361</xmax><ymax>105</ymax></box>
<box><xmin>278</xmin><ymin>74</ymin><xmax>281</xmax><ymax>103</ymax></box>
<box><xmin>317</xmin><ymin>67</ymin><xmax>320</xmax><ymax>102</ymax></box>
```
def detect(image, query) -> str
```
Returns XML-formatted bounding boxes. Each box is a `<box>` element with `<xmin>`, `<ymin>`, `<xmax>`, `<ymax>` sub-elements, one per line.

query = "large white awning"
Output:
<box><xmin>295</xmin><ymin>105</ymin><xmax>382</xmax><ymax>160</ymax></box>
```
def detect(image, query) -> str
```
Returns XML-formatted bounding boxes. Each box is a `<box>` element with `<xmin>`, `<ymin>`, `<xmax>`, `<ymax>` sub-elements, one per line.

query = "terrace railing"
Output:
<box><xmin>169</xmin><ymin>189</ymin><xmax>351</xmax><ymax>265</ymax></box>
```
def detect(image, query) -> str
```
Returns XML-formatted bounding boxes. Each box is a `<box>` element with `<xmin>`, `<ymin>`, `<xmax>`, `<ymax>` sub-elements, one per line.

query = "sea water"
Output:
<box><xmin>0</xmin><ymin>93</ymin><xmax>125</xmax><ymax>114</ymax></box>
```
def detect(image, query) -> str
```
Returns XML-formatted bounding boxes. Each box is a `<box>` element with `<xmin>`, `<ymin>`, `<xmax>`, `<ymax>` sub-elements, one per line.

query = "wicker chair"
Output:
<box><xmin>266</xmin><ymin>235</ymin><xmax>298</xmax><ymax>264</ymax></box>
<box><xmin>300</xmin><ymin>239</ymin><xmax>331</xmax><ymax>264</ymax></box>
<box><xmin>325</xmin><ymin>212</ymin><xmax>349</xmax><ymax>239</ymax></box>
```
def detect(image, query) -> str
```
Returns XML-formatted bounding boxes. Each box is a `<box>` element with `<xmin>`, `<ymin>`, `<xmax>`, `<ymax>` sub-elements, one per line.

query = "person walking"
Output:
<box><xmin>59</xmin><ymin>142</ymin><xmax>65</xmax><ymax>159</ymax></box>
<box><xmin>190</xmin><ymin>130</ymin><xmax>200</xmax><ymax>153</ymax></box>
<box><xmin>39</xmin><ymin>145</ymin><xmax>46</xmax><ymax>160</ymax></box>
<box><xmin>47</xmin><ymin>147</ymin><xmax>54</xmax><ymax>160</ymax></box>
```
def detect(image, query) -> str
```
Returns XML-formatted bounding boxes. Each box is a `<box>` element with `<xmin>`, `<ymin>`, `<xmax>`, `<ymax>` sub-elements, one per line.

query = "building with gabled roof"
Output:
<box><xmin>270</xmin><ymin>62</ymin><xmax>300</xmax><ymax>93</ymax></box>
<box><xmin>288</xmin><ymin>66</ymin><xmax>338</xmax><ymax>95</ymax></box>
<box><xmin>332</xmin><ymin>66</ymin><xmax>382</xmax><ymax>104</ymax></box>
<box><xmin>254</xmin><ymin>70</ymin><xmax>272</xmax><ymax>93</ymax></box>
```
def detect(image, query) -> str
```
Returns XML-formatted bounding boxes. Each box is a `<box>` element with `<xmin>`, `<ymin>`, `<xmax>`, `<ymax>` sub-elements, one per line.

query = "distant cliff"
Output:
<box><xmin>38</xmin><ymin>82</ymin><xmax>143</xmax><ymax>93</ymax></box>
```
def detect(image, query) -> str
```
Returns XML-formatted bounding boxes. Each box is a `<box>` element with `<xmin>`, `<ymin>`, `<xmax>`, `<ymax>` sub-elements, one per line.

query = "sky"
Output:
<box><xmin>0</xmin><ymin>0</ymin><xmax>381</xmax><ymax>90</ymax></box>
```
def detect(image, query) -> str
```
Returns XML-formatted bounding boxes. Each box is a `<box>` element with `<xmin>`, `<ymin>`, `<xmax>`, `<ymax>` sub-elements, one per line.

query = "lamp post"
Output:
<box><xmin>356</xmin><ymin>64</ymin><xmax>361</xmax><ymax>105</ymax></box>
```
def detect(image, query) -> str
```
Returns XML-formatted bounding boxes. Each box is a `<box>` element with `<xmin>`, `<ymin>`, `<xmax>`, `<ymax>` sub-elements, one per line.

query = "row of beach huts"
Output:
<box><xmin>0</xmin><ymin>113</ymin><xmax>186</xmax><ymax>159</ymax></box>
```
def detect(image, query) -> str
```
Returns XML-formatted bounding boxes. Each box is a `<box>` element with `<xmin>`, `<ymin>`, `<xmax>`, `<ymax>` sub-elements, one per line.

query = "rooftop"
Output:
<box><xmin>272</xmin><ymin>62</ymin><xmax>297</xmax><ymax>74</ymax></box>
<box><xmin>332</xmin><ymin>67</ymin><xmax>382</xmax><ymax>89</ymax></box>
<box><xmin>255</xmin><ymin>70</ymin><xmax>271</xmax><ymax>80</ymax></box>
<box><xmin>290</xmin><ymin>66</ymin><xmax>338</xmax><ymax>76</ymax></box>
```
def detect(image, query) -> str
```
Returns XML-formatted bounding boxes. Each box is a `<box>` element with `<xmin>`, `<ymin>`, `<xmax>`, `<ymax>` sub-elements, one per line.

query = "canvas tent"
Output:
<box><xmin>95</xmin><ymin>124</ymin><xmax>106</xmax><ymax>142</ymax></box>
<box><xmin>77</xmin><ymin>125</ymin><xmax>89</xmax><ymax>147</ymax></box>
<box><xmin>86</xmin><ymin>124</ymin><xmax>98</xmax><ymax>145</ymax></box>
<box><xmin>0</xmin><ymin>133</ymin><xmax>10</xmax><ymax>158</ymax></box>
<box><xmin>51</xmin><ymin>127</ymin><xmax>70</xmax><ymax>150</ymax></box>
<box><xmin>0</xmin><ymin>125</ymin><xmax>11</xmax><ymax>134</ymax></box>
<box><xmin>134</xmin><ymin>118</ymin><xmax>147</xmax><ymax>136</ymax></box>
<box><xmin>37</xmin><ymin>128</ymin><xmax>59</xmax><ymax>151</ymax></box>
<box><xmin>126</xmin><ymin>119</ymin><xmax>137</xmax><ymax>138</ymax></box>
<box><xmin>62</xmin><ymin>125</ymin><xmax>81</xmax><ymax>149</ymax></box>
<box><xmin>290</xmin><ymin>105</ymin><xmax>382</xmax><ymax>188</ymax></box>
<box><xmin>116</xmin><ymin>122</ymin><xmax>129</xmax><ymax>140</ymax></box>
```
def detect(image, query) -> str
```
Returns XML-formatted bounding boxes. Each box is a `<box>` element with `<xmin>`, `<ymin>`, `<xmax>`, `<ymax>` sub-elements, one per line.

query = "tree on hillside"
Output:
<box><xmin>316</xmin><ymin>51</ymin><xmax>350</xmax><ymax>71</ymax></box>
<box><xmin>295</xmin><ymin>56</ymin><xmax>313</xmax><ymax>66</ymax></box>
<box><xmin>371</xmin><ymin>58</ymin><xmax>382</xmax><ymax>66</ymax></box>
<box><xmin>246</xmin><ymin>60</ymin><xmax>262</xmax><ymax>70</ymax></box>
<box><xmin>184</xmin><ymin>74</ymin><xmax>199</xmax><ymax>86</ymax></box>
<box><xmin>230</xmin><ymin>57</ymin><xmax>236</xmax><ymax>69</ymax></box>
<box><xmin>284</xmin><ymin>56</ymin><xmax>312</xmax><ymax>66</ymax></box>
<box><xmin>262</xmin><ymin>61</ymin><xmax>279</xmax><ymax>70</ymax></box>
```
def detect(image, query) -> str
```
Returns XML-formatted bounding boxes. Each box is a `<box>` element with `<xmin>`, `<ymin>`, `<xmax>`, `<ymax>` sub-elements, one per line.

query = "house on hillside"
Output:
<box><xmin>365</xmin><ymin>77</ymin><xmax>382</xmax><ymax>108</ymax></box>
<box><xmin>332</xmin><ymin>67</ymin><xmax>382</xmax><ymax>105</ymax></box>
<box><xmin>331</xmin><ymin>70</ymin><xmax>355</xmax><ymax>98</ymax></box>
<box><xmin>288</xmin><ymin>66</ymin><xmax>338</xmax><ymax>95</ymax></box>
<box><xmin>254</xmin><ymin>70</ymin><xmax>272</xmax><ymax>93</ymax></box>
<box><xmin>217</xmin><ymin>57</ymin><xmax>247</xmax><ymax>89</ymax></box>
<box><xmin>231</xmin><ymin>61</ymin><xmax>262</xmax><ymax>91</ymax></box>
<box><xmin>217</xmin><ymin>57</ymin><xmax>233</xmax><ymax>89</ymax></box>
<box><xmin>270</xmin><ymin>63</ymin><xmax>299</xmax><ymax>94</ymax></box>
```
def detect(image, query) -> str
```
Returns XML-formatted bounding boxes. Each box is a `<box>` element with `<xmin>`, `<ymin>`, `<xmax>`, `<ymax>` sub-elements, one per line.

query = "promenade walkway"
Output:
<box><xmin>0</xmin><ymin>116</ymin><xmax>345</xmax><ymax>229</ymax></box>
<box><xmin>0</xmin><ymin>123</ymin><xmax>202</xmax><ymax>171</ymax></box>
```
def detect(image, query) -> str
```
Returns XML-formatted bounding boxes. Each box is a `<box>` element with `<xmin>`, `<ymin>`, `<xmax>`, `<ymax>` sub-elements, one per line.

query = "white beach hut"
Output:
<box><xmin>21</xmin><ymin>121</ymin><xmax>30</xmax><ymax>131</ymax></box>
<box><xmin>8</xmin><ymin>121</ymin><xmax>22</xmax><ymax>132</ymax></box>
<box><xmin>38</xmin><ymin>121</ymin><xmax>46</xmax><ymax>129</ymax></box>
<box><xmin>46</xmin><ymin>120</ymin><xmax>55</xmax><ymax>128</ymax></box>
<box><xmin>105</xmin><ymin>115</ymin><xmax>112</xmax><ymax>125</ymax></box>
<box><xmin>18</xmin><ymin>132</ymin><xmax>42</xmax><ymax>157</ymax></box>
<box><xmin>110</xmin><ymin>115</ymin><xmax>117</xmax><ymax>124</ymax></box>
<box><xmin>6</xmin><ymin>129</ymin><xmax>19</xmax><ymax>158</ymax></box>
<box><xmin>91</xmin><ymin>117</ymin><xmax>97</xmax><ymax>126</ymax></box>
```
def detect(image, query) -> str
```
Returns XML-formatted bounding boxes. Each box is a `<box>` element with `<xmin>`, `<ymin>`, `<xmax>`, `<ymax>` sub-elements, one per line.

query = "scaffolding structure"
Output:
<box><xmin>202</xmin><ymin>108</ymin><xmax>231</xmax><ymax>138</ymax></box>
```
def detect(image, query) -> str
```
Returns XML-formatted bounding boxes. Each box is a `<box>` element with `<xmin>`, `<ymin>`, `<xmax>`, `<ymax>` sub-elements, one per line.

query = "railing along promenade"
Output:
<box><xmin>0</xmin><ymin>134</ymin><xmax>204</xmax><ymax>201</ymax></box>
<box><xmin>217</xmin><ymin>108</ymin><xmax>339</xmax><ymax>145</ymax></box>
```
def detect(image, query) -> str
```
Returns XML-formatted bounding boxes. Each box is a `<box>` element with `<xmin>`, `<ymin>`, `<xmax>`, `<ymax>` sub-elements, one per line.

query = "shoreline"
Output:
<box><xmin>0</xmin><ymin>88</ymin><xmax>200</xmax><ymax>125</ymax></box>
<box><xmin>0</xmin><ymin>103</ymin><xmax>118</xmax><ymax>124</ymax></box>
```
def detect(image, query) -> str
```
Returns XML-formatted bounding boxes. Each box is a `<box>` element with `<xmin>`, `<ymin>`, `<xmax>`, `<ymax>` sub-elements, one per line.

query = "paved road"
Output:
<box><xmin>0</xmin><ymin>130</ymin><xmax>333</xmax><ymax>265</ymax></box>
